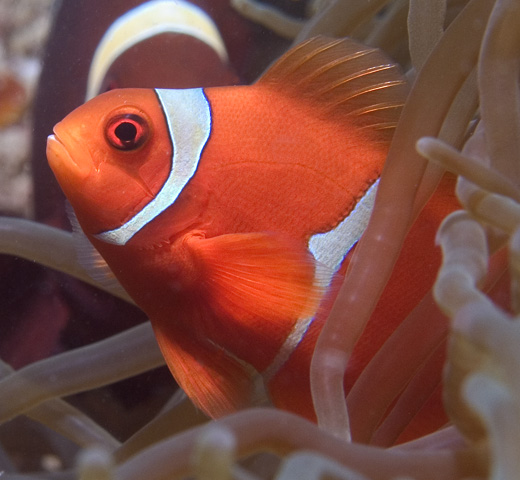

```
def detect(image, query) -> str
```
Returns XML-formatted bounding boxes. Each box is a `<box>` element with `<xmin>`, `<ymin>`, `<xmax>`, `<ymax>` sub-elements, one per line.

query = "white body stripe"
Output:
<box><xmin>262</xmin><ymin>180</ymin><xmax>379</xmax><ymax>381</ymax></box>
<box><xmin>94</xmin><ymin>88</ymin><xmax>211</xmax><ymax>245</ymax></box>
<box><xmin>262</xmin><ymin>315</ymin><xmax>314</xmax><ymax>383</ymax></box>
<box><xmin>309</xmin><ymin>178</ymin><xmax>379</xmax><ymax>275</ymax></box>
<box><xmin>86</xmin><ymin>0</ymin><xmax>229</xmax><ymax>100</ymax></box>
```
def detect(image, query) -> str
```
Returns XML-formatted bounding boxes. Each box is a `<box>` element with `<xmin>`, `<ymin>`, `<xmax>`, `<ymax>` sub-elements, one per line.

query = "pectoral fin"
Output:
<box><xmin>186</xmin><ymin>232</ymin><xmax>323</xmax><ymax>327</ymax></box>
<box><xmin>153</xmin><ymin>320</ymin><xmax>254</xmax><ymax>418</ymax></box>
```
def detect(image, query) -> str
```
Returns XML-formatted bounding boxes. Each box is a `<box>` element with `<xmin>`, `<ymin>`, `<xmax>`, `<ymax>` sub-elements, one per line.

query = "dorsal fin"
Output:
<box><xmin>257</xmin><ymin>36</ymin><xmax>408</xmax><ymax>142</ymax></box>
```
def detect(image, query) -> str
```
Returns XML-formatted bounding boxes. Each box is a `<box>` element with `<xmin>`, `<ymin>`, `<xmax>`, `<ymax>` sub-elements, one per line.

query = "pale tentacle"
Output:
<box><xmin>310</xmin><ymin>0</ymin><xmax>494</xmax><ymax>439</ymax></box>
<box><xmin>478</xmin><ymin>0</ymin><xmax>520</xmax><ymax>183</ymax></box>
<box><xmin>114</xmin><ymin>409</ymin><xmax>476</xmax><ymax>480</ymax></box>
<box><xmin>0</xmin><ymin>217</ymin><xmax>133</xmax><ymax>304</ymax></box>
<box><xmin>230</xmin><ymin>0</ymin><xmax>304</xmax><ymax>39</ymax></box>
<box><xmin>364</xmin><ymin>0</ymin><xmax>409</xmax><ymax>56</ymax></box>
<box><xmin>77</xmin><ymin>446</ymin><xmax>114</xmax><ymax>480</ymax></box>
<box><xmin>0</xmin><ymin>359</ymin><xmax>120</xmax><ymax>450</ymax></box>
<box><xmin>347</xmin><ymin>291</ymin><xmax>448</xmax><ymax>444</ymax></box>
<box><xmin>416</xmin><ymin>137</ymin><xmax>520</xmax><ymax>204</ymax></box>
<box><xmin>294</xmin><ymin>0</ymin><xmax>391</xmax><ymax>44</ymax></box>
<box><xmin>408</xmin><ymin>0</ymin><xmax>447</xmax><ymax>71</ymax></box>
<box><xmin>0</xmin><ymin>323</ymin><xmax>164</xmax><ymax>423</ymax></box>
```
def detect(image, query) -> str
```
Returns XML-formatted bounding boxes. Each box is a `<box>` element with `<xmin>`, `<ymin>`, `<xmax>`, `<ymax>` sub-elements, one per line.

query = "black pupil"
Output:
<box><xmin>115</xmin><ymin>121</ymin><xmax>137</xmax><ymax>143</ymax></box>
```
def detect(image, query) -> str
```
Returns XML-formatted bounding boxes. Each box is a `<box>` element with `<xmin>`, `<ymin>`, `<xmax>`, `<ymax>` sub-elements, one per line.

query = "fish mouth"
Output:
<box><xmin>47</xmin><ymin>132</ymin><xmax>91</xmax><ymax>181</ymax></box>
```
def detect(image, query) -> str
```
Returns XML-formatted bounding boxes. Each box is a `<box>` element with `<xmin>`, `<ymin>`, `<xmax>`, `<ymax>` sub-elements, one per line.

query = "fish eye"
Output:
<box><xmin>105</xmin><ymin>113</ymin><xmax>149</xmax><ymax>151</ymax></box>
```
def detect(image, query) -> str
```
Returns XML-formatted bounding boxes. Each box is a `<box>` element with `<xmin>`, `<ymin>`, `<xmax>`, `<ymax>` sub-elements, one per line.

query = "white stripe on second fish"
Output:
<box><xmin>86</xmin><ymin>0</ymin><xmax>229</xmax><ymax>99</ymax></box>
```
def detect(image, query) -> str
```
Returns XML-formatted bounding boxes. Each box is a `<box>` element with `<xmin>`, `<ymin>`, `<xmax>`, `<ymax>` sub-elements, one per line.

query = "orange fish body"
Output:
<box><xmin>47</xmin><ymin>36</ymin><xmax>456</xmax><ymax>436</ymax></box>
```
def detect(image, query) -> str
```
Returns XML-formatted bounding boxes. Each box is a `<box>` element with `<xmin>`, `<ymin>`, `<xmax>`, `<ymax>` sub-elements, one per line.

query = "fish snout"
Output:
<box><xmin>47</xmin><ymin>132</ymin><xmax>92</xmax><ymax>182</ymax></box>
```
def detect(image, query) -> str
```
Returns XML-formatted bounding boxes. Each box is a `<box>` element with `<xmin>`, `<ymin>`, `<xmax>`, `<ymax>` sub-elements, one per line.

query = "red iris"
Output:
<box><xmin>105</xmin><ymin>114</ymin><xmax>149</xmax><ymax>150</ymax></box>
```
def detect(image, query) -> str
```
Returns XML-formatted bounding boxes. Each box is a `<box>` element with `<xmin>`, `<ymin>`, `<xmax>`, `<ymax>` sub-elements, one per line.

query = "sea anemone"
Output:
<box><xmin>0</xmin><ymin>0</ymin><xmax>518</xmax><ymax>478</ymax></box>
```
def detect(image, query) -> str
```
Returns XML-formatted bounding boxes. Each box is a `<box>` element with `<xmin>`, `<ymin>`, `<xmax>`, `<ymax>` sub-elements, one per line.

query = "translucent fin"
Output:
<box><xmin>186</xmin><ymin>232</ymin><xmax>323</xmax><ymax>327</ymax></box>
<box><xmin>66</xmin><ymin>203</ymin><xmax>127</xmax><ymax>297</ymax></box>
<box><xmin>153</xmin><ymin>321</ymin><xmax>254</xmax><ymax>418</ymax></box>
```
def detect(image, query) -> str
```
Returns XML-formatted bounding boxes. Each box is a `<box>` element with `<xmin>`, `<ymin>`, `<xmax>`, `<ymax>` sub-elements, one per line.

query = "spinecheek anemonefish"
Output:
<box><xmin>47</xmin><ymin>36</ymin><xmax>457</xmax><ymax>436</ymax></box>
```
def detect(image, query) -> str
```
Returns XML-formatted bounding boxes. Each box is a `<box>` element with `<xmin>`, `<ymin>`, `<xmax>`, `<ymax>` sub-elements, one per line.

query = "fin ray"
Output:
<box><xmin>153</xmin><ymin>320</ymin><xmax>254</xmax><ymax>418</ymax></box>
<box><xmin>66</xmin><ymin>203</ymin><xmax>127</xmax><ymax>297</ymax></box>
<box><xmin>257</xmin><ymin>36</ymin><xmax>408</xmax><ymax>141</ymax></box>
<box><xmin>186</xmin><ymin>232</ymin><xmax>322</xmax><ymax>328</ymax></box>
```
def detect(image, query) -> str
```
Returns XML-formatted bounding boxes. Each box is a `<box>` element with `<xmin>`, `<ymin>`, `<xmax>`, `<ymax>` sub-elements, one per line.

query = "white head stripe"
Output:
<box><xmin>309</xmin><ymin>179</ymin><xmax>379</xmax><ymax>276</ymax></box>
<box><xmin>94</xmin><ymin>88</ymin><xmax>211</xmax><ymax>245</ymax></box>
<box><xmin>86</xmin><ymin>0</ymin><xmax>228</xmax><ymax>100</ymax></box>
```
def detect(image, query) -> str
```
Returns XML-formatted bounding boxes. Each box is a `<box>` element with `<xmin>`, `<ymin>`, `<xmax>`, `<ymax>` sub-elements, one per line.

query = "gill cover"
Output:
<box><xmin>94</xmin><ymin>88</ymin><xmax>211</xmax><ymax>245</ymax></box>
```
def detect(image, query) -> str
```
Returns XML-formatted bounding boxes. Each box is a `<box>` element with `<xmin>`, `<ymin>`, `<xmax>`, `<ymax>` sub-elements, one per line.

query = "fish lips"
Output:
<box><xmin>47</xmin><ymin>131</ymin><xmax>92</xmax><ymax>184</ymax></box>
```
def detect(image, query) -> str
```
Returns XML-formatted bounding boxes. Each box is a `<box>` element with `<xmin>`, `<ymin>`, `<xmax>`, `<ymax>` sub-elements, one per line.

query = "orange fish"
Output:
<box><xmin>47</xmin><ymin>36</ymin><xmax>454</xmax><ymax>434</ymax></box>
